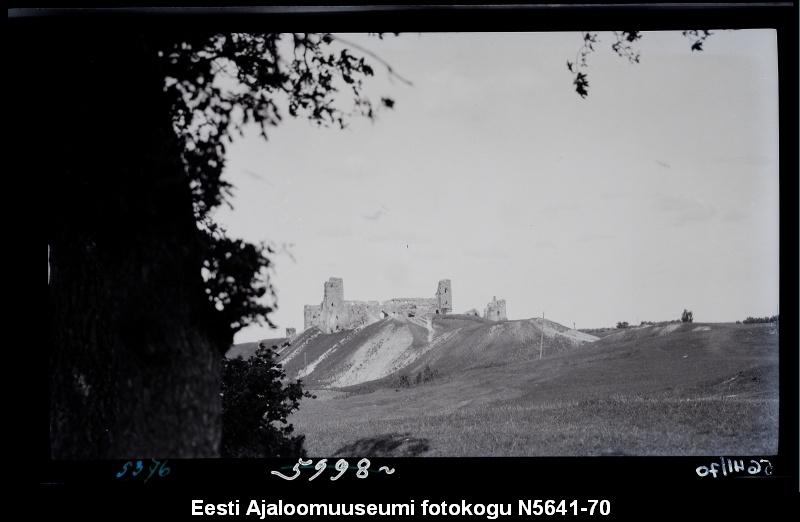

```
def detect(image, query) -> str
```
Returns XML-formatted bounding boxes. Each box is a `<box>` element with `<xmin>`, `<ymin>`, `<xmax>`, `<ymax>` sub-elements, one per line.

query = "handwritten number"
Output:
<box><xmin>271</xmin><ymin>458</ymin><xmax>312</xmax><ymax>481</ymax></box>
<box><xmin>145</xmin><ymin>458</ymin><xmax>168</xmax><ymax>483</ymax></box>
<box><xmin>309</xmin><ymin>459</ymin><xmax>327</xmax><ymax>481</ymax></box>
<box><xmin>356</xmin><ymin>458</ymin><xmax>370</xmax><ymax>478</ymax></box>
<box><xmin>269</xmin><ymin>458</ymin><xmax>395</xmax><ymax>481</ymax></box>
<box><xmin>116</xmin><ymin>459</ymin><xmax>170</xmax><ymax>481</ymax></box>
<box><xmin>330</xmin><ymin>459</ymin><xmax>348</xmax><ymax>481</ymax></box>
<box><xmin>116</xmin><ymin>461</ymin><xmax>131</xmax><ymax>478</ymax></box>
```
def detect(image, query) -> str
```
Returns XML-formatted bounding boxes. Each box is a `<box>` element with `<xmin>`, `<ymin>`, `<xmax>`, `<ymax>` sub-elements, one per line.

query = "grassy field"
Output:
<box><xmin>287</xmin><ymin>322</ymin><xmax>779</xmax><ymax>457</ymax></box>
<box><xmin>293</xmin><ymin>394</ymin><xmax>778</xmax><ymax>457</ymax></box>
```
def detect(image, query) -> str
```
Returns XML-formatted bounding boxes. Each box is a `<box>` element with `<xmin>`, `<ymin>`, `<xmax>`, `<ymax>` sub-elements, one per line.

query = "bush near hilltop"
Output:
<box><xmin>742</xmin><ymin>315</ymin><xmax>779</xmax><ymax>324</ymax></box>
<box><xmin>221</xmin><ymin>343</ymin><xmax>315</xmax><ymax>457</ymax></box>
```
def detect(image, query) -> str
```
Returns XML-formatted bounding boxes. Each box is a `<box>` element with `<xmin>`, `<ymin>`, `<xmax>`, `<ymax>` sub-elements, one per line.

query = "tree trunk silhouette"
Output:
<box><xmin>20</xmin><ymin>26</ymin><xmax>228</xmax><ymax>458</ymax></box>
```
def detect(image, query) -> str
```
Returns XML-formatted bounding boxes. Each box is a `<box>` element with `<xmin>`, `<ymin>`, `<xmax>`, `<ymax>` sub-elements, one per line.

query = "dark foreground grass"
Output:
<box><xmin>292</xmin><ymin>394</ymin><xmax>778</xmax><ymax>457</ymax></box>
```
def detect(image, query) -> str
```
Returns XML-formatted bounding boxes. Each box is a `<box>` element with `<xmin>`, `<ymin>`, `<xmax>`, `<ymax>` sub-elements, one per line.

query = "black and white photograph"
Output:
<box><xmin>219</xmin><ymin>29</ymin><xmax>781</xmax><ymax>460</ymax></box>
<box><xmin>23</xmin><ymin>4</ymin><xmax>797</xmax><ymax>515</ymax></box>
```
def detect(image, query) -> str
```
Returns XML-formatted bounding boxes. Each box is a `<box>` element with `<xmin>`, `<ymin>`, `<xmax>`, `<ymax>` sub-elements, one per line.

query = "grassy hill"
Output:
<box><xmin>251</xmin><ymin>314</ymin><xmax>599</xmax><ymax>390</ymax></box>
<box><xmin>281</xmin><ymin>321</ymin><xmax>778</xmax><ymax>457</ymax></box>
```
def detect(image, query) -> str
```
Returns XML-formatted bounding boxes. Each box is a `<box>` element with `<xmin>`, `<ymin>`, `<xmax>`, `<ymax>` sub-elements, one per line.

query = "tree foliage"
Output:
<box><xmin>681</xmin><ymin>309</ymin><xmax>694</xmax><ymax>323</ymax></box>
<box><xmin>28</xmin><ymin>25</ymin><xmax>393</xmax><ymax>458</ymax></box>
<box><xmin>162</xmin><ymin>32</ymin><xmax>394</xmax><ymax>335</ymax></box>
<box><xmin>567</xmin><ymin>30</ymin><xmax>711</xmax><ymax>97</ymax></box>
<box><xmin>741</xmin><ymin>315</ymin><xmax>779</xmax><ymax>324</ymax></box>
<box><xmin>221</xmin><ymin>343</ymin><xmax>315</xmax><ymax>458</ymax></box>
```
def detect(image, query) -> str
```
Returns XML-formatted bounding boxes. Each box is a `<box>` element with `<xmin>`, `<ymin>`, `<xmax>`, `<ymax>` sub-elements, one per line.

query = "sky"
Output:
<box><xmin>210</xmin><ymin>31</ymin><xmax>780</xmax><ymax>344</ymax></box>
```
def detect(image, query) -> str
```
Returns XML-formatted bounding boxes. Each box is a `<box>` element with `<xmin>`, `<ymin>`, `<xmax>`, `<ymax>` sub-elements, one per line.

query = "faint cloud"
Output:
<box><xmin>313</xmin><ymin>225</ymin><xmax>357</xmax><ymax>239</ymax></box>
<box><xmin>424</xmin><ymin>68</ymin><xmax>488</xmax><ymax>111</ymax></box>
<box><xmin>342</xmin><ymin>154</ymin><xmax>371</xmax><ymax>178</ymax></box>
<box><xmin>364</xmin><ymin>209</ymin><xmax>386</xmax><ymax>221</ymax></box>
<box><xmin>461</xmin><ymin>246</ymin><xmax>510</xmax><ymax>259</ymax></box>
<box><xmin>534</xmin><ymin>240</ymin><xmax>556</xmax><ymax>249</ymax></box>
<box><xmin>543</xmin><ymin>202</ymin><xmax>580</xmax><ymax>216</ymax></box>
<box><xmin>366</xmin><ymin>228</ymin><xmax>433</xmax><ymax>245</ymax></box>
<box><xmin>364</xmin><ymin>204</ymin><xmax>389</xmax><ymax>221</ymax></box>
<box><xmin>655</xmin><ymin>193</ymin><xmax>716</xmax><ymax>226</ymax></box>
<box><xmin>243</xmin><ymin>169</ymin><xmax>275</xmax><ymax>186</ymax></box>
<box><xmin>714</xmin><ymin>154</ymin><xmax>776</xmax><ymax>167</ymax></box>
<box><xmin>655</xmin><ymin>160</ymin><xmax>671</xmax><ymax>168</ymax></box>
<box><xmin>723</xmin><ymin>207</ymin><xmax>748</xmax><ymax>222</ymax></box>
<box><xmin>577</xmin><ymin>232</ymin><xmax>614</xmax><ymax>243</ymax></box>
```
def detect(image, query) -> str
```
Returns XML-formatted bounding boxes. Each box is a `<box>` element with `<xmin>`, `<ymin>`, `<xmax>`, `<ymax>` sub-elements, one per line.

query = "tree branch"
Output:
<box><xmin>330</xmin><ymin>34</ymin><xmax>414</xmax><ymax>86</ymax></box>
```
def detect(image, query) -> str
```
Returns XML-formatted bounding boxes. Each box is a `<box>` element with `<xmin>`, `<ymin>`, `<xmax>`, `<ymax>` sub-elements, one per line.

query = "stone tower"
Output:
<box><xmin>484</xmin><ymin>296</ymin><xmax>507</xmax><ymax>321</ymax></box>
<box><xmin>322</xmin><ymin>277</ymin><xmax>344</xmax><ymax>309</ymax></box>
<box><xmin>321</xmin><ymin>277</ymin><xmax>344</xmax><ymax>333</ymax></box>
<box><xmin>436</xmin><ymin>279</ymin><xmax>452</xmax><ymax>315</ymax></box>
<box><xmin>285</xmin><ymin>327</ymin><xmax>296</xmax><ymax>341</ymax></box>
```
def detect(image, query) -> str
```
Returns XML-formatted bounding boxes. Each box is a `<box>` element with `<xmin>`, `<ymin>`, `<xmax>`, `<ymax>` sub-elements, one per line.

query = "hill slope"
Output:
<box><xmin>259</xmin><ymin>314</ymin><xmax>599</xmax><ymax>389</ymax></box>
<box><xmin>285</xmin><ymin>321</ymin><xmax>779</xmax><ymax>456</ymax></box>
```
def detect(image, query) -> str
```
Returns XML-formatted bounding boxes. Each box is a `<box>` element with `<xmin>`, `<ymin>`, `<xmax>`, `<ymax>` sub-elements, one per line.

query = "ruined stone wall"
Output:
<box><xmin>483</xmin><ymin>296</ymin><xmax>507</xmax><ymax>321</ymax></box>
<box><xmin>381</xmin><ymin>298</ymin><xmax>438</xmax><ymax>318</ymax></box>
<box><xmin>322</xmin><ymin>301</ymin><xmax>383</xmax><ymax>333</ymax></box>
<box><xmin>303</xmin><ymin>278</ymin><xmax>454</xmax><ymax>334</ymax></box>
<box><xmin>304</xmin><ymin>305</ymin><xmax>322</xmax><ymax>331</ymax></box>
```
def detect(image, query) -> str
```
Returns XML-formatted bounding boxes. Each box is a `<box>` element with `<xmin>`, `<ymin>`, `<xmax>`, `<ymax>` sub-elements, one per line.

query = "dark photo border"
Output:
<box><xmin>20</xmin><ymin>3</ymin><xmax>798</xmax><ymax>516</ymax></box>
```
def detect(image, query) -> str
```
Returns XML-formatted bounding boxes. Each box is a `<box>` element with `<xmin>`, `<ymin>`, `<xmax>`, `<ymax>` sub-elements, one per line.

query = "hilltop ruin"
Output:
<box><xmin>299</xmin><ymin>277</ymin><xmax>508</xmax><ymax>334</ymax></box>
<box><xmin>484</xmin><ymin>296</ymin><xmax>507</xmax><ymax>321</ymax></box>
<box><xmin>303</xmin><ymin>277</ymin><xmax>452</xmax><ymax>334</ymax></box>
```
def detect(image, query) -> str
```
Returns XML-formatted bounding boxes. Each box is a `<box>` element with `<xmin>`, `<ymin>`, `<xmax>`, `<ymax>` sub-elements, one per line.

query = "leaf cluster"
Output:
<box><xmin>201</xmin><ymin>221</ymin><xmax>276</xmax><ymax>332</ymax></box>
<box><xmin>156</xmin><ymin>33</ymin><xmax>391</xmax><ymax>336</ymax></box>
<box><xmin>683</xmin><ymin>30</ymin><xmax>714</xmax><ymax>52</ymax></box>
<box><xmin>567</xmin><ymin>30</ymin><xmax>709</xmax><ymax>98</ymax></box>
<box><xmin>566</xmin><ymin>32</ymin><xmax>599</xmax><ymax>98</ymax></box>
<box><xmin>161</xmin><ymin>32</ymin><xmax>387</xmax><ymax>222</ymax></box>
<box><xmin>611</xmin><ymin>31</ymin><xmax>642</xmax><ymax>64</ymax></box>
<box><xmin>220</xmin><ymin>343</ymin><xmax>316</xmax><ymax>457</ymax></box>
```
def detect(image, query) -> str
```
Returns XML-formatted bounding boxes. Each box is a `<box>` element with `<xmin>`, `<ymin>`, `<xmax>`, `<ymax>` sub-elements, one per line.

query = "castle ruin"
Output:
<box><xmin>304</xmin><ymin>277</ymin><xmax>452</xmax><ymax>334</ymax></box>
<box><xmin>484</xmin><ymin>296</ymin><xmax>507</xmax><ymax>321</ymax></box>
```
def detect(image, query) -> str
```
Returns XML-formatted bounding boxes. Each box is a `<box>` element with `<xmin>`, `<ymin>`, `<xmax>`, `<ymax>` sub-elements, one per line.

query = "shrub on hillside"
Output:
<box><xmin>221</xmin><ymin>343</ymin><xmax>315</xmax><ymax>458</ymax></box>
<box><xmin>616</xmin><ymin>321</ymin><xmax>629</xmax><ymax>329</ymax></box>
<box><xmin>742</xmin><ymin>315</ymin><xmax>779</xmax><ymax>324</ymax></box>
<box><xmin>638</xmin><ymin>320</ymin><xmax>681</xmax><ymax>327</ymax></box>
<box><xmin>395</xmin><ymin>366</ymin><xmax>440</xmax><ymax>388</ymax></box>
<box><xmin>681</xmin><ymin>309</ymin><xmax>694</xmax><ymax>323</ymax></box>
<box><xmin>415</xmin><ymin>365</ymin><xmax>440</xmax><ymax>385</ymax></box>
<box><xmin>396</xmin><ymin>373</ymin><xmax>411</xmax><ymax>388</ymax></box>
